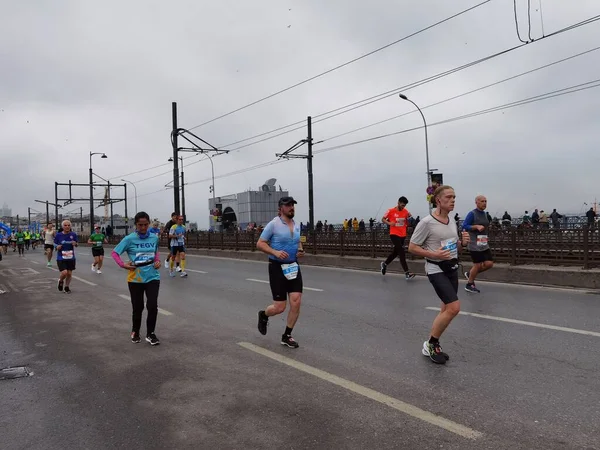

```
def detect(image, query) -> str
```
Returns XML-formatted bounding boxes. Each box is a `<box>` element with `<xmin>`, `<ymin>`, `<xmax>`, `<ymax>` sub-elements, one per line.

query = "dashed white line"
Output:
<box><xmin>185</xmin><ymin>269</ymin><xmax>208</xmax><ymax>274</ymax></box>
<box><xmin>29</xmin><ymin>260</ymin><xmax>40</xmax><ymax>265</ymax></box>
<box><xmin>426</xmin><ymin>307</ymin><xmax>600</xmax><ymax>337</ymax></box>
<box><xmin>245</xmin><ymin>278</ymin><xmax>324</xmax><ymax>292</ymax></box>
<box><xmin>118</xmin><ymin>294</ymin><xmax>174</xmax><ymax>316</ymax></box>
<box><xmin>6</xmin><ymin>281</ymin><xmax>19</xmax><ymax>292</ymax></box>
<box><xmin>238</xmin><ymin>342</ymin><xmax>482</xmax><ymax>440</ymax></box>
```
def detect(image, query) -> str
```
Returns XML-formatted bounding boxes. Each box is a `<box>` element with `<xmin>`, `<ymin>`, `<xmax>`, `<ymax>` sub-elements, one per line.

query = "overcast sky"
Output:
<box><xmin>1</xmin><ymin>0</ymin><xmax>599</xmax><ymax>226</ymax></box>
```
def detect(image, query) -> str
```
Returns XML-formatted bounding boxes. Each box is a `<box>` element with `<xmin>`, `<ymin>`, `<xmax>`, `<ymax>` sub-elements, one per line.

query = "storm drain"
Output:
<box><xmin>0</xmin><ymin>366</ymin><xmax>33</xmax><ymax>380</ymax></box>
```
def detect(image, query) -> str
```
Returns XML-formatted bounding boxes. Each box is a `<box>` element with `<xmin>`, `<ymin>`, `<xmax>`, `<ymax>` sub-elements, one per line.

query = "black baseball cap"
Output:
<box><xmin>278</xmin><ymin>196</ymin><xmax>297</xmax><ymax>206</ymax></box>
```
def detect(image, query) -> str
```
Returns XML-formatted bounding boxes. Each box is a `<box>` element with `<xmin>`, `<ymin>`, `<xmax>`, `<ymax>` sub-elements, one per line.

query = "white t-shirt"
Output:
<box><xmin>44</xmin><ymin>229</ymin><xmax>56</xmax><ymax>245</ymax></box>
<box><xmin>409</xmin><ymin>214</ymin><xmax>458</xmax><ymax>275</ymax></box>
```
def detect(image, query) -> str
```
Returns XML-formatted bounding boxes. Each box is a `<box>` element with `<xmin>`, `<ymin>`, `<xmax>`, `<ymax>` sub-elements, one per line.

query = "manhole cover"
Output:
<box><xmin>0</xmin><ymin>366</ymin><xmax>33</xmax><ymax>380</ymax></box>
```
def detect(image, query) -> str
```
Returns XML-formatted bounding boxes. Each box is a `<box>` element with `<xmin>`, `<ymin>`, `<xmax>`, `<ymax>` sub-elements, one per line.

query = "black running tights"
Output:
<box><xmin>128</xmin><ymin>280</ymin><xmax>160</xmax><ymax>335</ymax></box>
<box><xmin>384</xmin><ymin>235</ymin><xmax>409</xmax><ymax>272</ymax></box>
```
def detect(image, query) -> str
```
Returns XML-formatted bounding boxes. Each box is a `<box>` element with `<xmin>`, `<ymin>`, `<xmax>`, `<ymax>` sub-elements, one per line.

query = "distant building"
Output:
<box><xmin>208</xmin><ymin>178</ymin><xmax>291</xmax><ymax>230</ymax></box>
<box><xmin>0</xmin><ymin>202</ymin><xmax>12</xmax><ymax>218</ymax></box>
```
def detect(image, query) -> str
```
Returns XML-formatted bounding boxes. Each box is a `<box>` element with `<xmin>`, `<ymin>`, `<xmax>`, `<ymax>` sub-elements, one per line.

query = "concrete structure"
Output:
<box><xmin>208</xmin><ymin>178</ymin><xmax>290</xmax><ymax>230</ymax></box>
<box><xmin>0</xmin><ymin>202</ymin><xmax>12</xmax><ymax>217</ymax></box>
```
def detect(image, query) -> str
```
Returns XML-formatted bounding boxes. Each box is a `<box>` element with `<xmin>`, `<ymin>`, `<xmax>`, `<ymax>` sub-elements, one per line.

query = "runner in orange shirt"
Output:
<box><xmin>380</xmin><ymin>196</ymin><xmax>416</xmax><ymax>280</ymax></box>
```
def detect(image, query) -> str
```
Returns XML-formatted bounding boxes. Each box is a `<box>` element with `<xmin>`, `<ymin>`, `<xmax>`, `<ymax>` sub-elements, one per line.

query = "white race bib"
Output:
<box><xmin>134</xmin><ymin>252</ymin><xmax>155</xmax><ymax>266</ymax></box>
<box><xmin>396</xmin><ymin>218</ymin><xmax>405</xmax><ymax>227</ymax></box>
<box><xmin>440</xmin><ymin>238</ymin><xmax>458</xmax><ymax>259</ymax></box>
<box><xmin>61</xmin><ymin>250</ymin><xmax>74</xmax><ymax>260</ymax></box>
<box><xmin>281</xmin><ymin>262</ymin><xmax>299</xmax><ymax>280</ymax></box>
<box><xmin>477</xmin><ymin>235</ymin><xmax>488</xmax><ymax>247</ymax></box>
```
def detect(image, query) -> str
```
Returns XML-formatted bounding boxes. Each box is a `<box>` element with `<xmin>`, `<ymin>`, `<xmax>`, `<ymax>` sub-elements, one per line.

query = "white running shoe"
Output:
<box><xmin>96</xmin><ymin>269</ymin><xmax>102</xmax><ymax>274</ymax></box>
<box><xmin>176</xmin><ymin>266</ymin><xmax>182</xmax><ymax>272</ymax></box>
<box><xmin>180</xmin><ymin>272</ymin><xmax>187</xmax><ymax>277</ymax></box>
<box><xmin>91</xmin><ymin>264</ymin><xmax>96</xmax><ymax>272</ymax></box>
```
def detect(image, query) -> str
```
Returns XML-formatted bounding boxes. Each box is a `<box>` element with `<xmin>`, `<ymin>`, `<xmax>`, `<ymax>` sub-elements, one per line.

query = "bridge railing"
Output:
<box><xmin>93</xmin><ymin>227</ymin><xmax>600</xmax><ymax>269</ymax></box>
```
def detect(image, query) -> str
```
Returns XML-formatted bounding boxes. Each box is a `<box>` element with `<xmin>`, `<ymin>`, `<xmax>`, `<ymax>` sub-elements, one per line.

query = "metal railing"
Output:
<box><xmin>92</xmin><ymin>227</ymin><xmax>600</xmax><ymax>269</ymax></box>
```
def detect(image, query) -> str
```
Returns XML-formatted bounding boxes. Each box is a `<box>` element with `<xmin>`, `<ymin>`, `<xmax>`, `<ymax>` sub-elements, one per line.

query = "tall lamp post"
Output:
<box><xmin>89</xmin><ymin>152</ymin><xmax>108</xmax><ymax>234</ymax></box>
<box><xmin>166</xmin><ymin>157</ymin><xmax>185</xmax><ymax>222</ymax></box>
<box><xmin>121</xmin><ymin>179</ymin><xmax>138</xmax><ymax>215</ymax></box>
<box><xmin>399</xmin><ymin>94</ymin><xmax>430</xmax><ymax>211</ymax></box>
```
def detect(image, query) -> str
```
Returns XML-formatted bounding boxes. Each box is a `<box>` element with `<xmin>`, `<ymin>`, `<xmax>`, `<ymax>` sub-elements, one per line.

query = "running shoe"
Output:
<box><xmin>176</xmin><ymin>266</ymin><xmax>182</xmax><ymax>272</ymax></box>
<box><xmin>422</xmin><ymin>341</ymin><xmax>448</xmax><ymax>364</ymax></box>
<box><xmin>146</xmin><ymin>333</ymin><xmax>160</xmax><ymax>346</ymax></box>
<box><xmin>96</xmin><ymin>269</ymin><xmax>102</xmax><ymax>274</ymax></box>
<box><xmin>405</xmin><ymin>272</ymin><xmax>416</xmax><ymax>280</ymax></box>
<box><xmin>91</xmin><ymin>264</ymin><xmax>96</xmax><ymax>272</ymax></box>
<box><xmin>57</xmin><ymin>279</ymin><xmax>64</xmax><ymax>292</ymax></box>
<box><xmin>380</xmin><ymin>262</ymin><xmax>387</xmax><ymax>275</ymax></box>
<box><xmin>180</xmin><ymin>272</ymin><xmax>187</xmax><ymax>277</ymax></box>
<box><xmin>64</xmin><ymin>286</ymin><xmax>71</xmax><ymax>294</ymax></box>
<box><xmin>281</xmin><ymin>334</ymin><xmax>299</xmax><ymax>348</ymax></box>
<box><xmin>257</xmin><ymin>310</ymin><xmax>268</xmax><ymax>335</ymax></box>
<box><xmin>47</xmin><ymin>262</ymin><xmax>51</xmax><ymax>268</ymax></box>
<box><xmin>464</xmin><ymin>271</ymin><xmax>470</xmax><ymax>280</ymax></box>
<box><xmin>465</xmin><ymin>283</ymin><xmax>480</xmax><ymax>293</ymax></box>
<box><xmin>131</xmin><ymin>331</ymin><xmax>141</xmax><ymax>343</ymax></box>
<box><xmin>169</xmin><ymin>271</ymin><xmax>176</xmax><ymax>278</ymax></box>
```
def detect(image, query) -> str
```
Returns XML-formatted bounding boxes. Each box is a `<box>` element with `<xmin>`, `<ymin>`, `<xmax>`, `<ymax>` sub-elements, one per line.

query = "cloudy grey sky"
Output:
<box><xmin>1</xmin><ymin>0</ymin><xmax>599</xmax><ymax>226</ymax></box>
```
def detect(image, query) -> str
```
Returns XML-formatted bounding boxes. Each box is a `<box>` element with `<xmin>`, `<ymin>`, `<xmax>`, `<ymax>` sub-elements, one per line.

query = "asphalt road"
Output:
<box><xmin>0</xmin><ymin>248</ymin><xmax>599</xmax><ymax>450</ymax></box>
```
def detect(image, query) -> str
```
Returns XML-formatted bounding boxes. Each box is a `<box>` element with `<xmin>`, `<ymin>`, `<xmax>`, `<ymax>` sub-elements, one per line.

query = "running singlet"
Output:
<box><xmin>260</xmin><ymin>217</ymin><xmax>300</xmax><ymax>264</ymax></box>
<box><xmin>113</xmin><ymin>232</ymin><xmax>160</xmax><ymax>283</ymax></box>
<box><xmin>44</xmin><ymin>230</ymin><xmax>56</xmax><ymax>245</ymax></box>
<box><xmin>89</xmin><ymin>233</ymin><xmax>106</xmax><ymax>248</ymax></box>
<box><xmin>16</xmin><ymin>232</ymin><xmax>25</xmax><ymax>244</ymax></box>
<box><xmin>384</xmin><ymin>207</ymin><xmax>410</xmax><ymax>237</ymax></box>
<box><xmin>54</xmin><ymin>232</ymin><xmax>78</xmax><ymax>261</ymax></box>
<box><xmin>169</xmin><ymin>225</ymin><xmax>186</xmax><ymax>247</ymax></box>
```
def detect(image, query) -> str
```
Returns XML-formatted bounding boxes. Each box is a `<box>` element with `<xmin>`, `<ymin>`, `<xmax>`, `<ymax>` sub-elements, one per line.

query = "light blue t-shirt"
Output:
<box><xmin>259</xmin><ymin>217</ymin><xmax>300</xmax><ymax>264</ymax></box>
<box><xmin>113</xmin><ymin>232</ymin><xmax>160</xmax><ymax>283</ymax></box>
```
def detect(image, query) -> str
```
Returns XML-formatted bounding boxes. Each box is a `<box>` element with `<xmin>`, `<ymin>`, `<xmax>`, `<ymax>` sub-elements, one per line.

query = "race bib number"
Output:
<box><xmin>396</xmin><ymin>218</ymin><xmax>405</xmax><ymax>227</ymax></box>
<box><xmin>134</xmin><ymin>252</ymin><xmax>155</xmax><ymax>266</ymax></box>
<box><xmin>440</xmin><ymin>238</ymin><xmax>458</xmax><ymax>259</ymax></box>
<box><xmin>281</xmin><ymin>262</ymin><xmax>299</xmax><ymax>280</ymax></box>
<box><xmin>61</xmin><ymin>250</ymin><xmax>74</xmax><ymax>260</ymax></box>
<box><xmin>94</xmin><ymin>241</ymin><xmax>103</xmax><ymax>247</ymax></box>
<box><xmin>477</xmin><ymin>235</ymin><xmax>488</xmax><ymax>247</ymax></box>
<box><xmin>177</xmin><ymin>236</ymin><xmax>185</xmax><ymax>245</ymax></box>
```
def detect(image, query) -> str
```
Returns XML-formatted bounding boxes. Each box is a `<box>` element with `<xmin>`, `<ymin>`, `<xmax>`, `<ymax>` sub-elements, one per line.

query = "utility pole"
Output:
<box><xmin>55</xmin><ymin>182</ymin><xmax>59</xmax><ymax>229</ymax></box>
<box><xmin>172</xmin><ymin>102</ymin><xmax>180</xmax><ymax>215</ymax></box>
<box><xmin>80</xmin><ymin>207</ymin><xmax>83</xmax><ymax>232</ymax></box>
<box><xmin>307</xmin><ymin>116</ymin><xmax>314</xmax><ymax>230</ymax></box>
<box><xmin>28</xmin><ymin>207</ymin><xmax>31</xmax><ymax>229</ymax></box>
<box><xmin>276</xmin><ymin>116</ymin><xmax>316</xmax><ymax>231</ymax></box>
<box><xmin>181</xmin><ymin>164</ymin><xmax>186</xmax><ymax>223</ymax></box>
<box><xmin>46</xmin><ymin>201</ymin><xmax>49</xmax><ymax>224</ymax></box>
<box><xmin>124</xmin><ymin>184</ymin><xmax>128</xmax><ymax>234</ymax></box>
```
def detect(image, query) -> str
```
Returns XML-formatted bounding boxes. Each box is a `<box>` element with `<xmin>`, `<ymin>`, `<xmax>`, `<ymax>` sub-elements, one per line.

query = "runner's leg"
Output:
<box><xmin>128</xmin><ymin>282</ymin><xmax>145</xmax><ymax>333</ymax></box>
<box><xmin>144</xmin><ymin>280</ymin><xmax>160</xmax><ymax>335</ymax></box>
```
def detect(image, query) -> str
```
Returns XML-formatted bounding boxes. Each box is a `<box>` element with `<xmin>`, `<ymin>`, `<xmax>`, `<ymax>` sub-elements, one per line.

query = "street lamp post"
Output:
<box><xmin>89</xmin><ymin>152</ymin><xmax>107</xmax><ymax>234</ymax></box>
<box><xmin>121</xmin><ymin>179</ymin><xmax>138</xmax><ymax>215</ymax></box>
<box><xmin>399</xmin><ymin>94</ymin><xmax>431</xmax><ymax>212</ymax></box>
<box><xmin>166</xmin><ymin>157</ymin><xmax>185</xmax><ymax>222</ymax></box>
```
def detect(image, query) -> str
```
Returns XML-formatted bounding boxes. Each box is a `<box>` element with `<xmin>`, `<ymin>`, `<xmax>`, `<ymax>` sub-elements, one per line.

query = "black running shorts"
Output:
<box><xmin>268</xmin><ymin>261</ymin><xmax>303</xmax><ymax>301</ymax></box>
<box><xmin>427</xmin><ymin>270</ymin><xmax>459</xmax><ymax>304</ymax></box>
<box><xmin>57</xmin><ymin>260</ymin><xmax>76</xmax><ymax>272</ymax></box>
<box><xmin>44</xmin><ymin>244</ymin><xmax>54</xmax><ymax>250</ymax></box>
<box><xmin>470</xmin><ymin>249</ymin><xmax>493</xmax><ymax>264</ymax></box>
<box><xmin>171</xmin><ymin>245</ymin><xmax>185</xmax><ymax>255</ymax></box>
<box><xmin>91</xmin><ymin>247</ymin><xmax>105</xmax><ymax>257</ymax></box>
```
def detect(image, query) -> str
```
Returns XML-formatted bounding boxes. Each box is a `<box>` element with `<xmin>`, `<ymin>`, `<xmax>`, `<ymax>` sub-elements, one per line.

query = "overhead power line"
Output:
<box><xmin>217</xmin><ymin>14</ymin><xmax>600</xmax><ymax>154</ymax></box>
<box><xmin>187</xmin><ymin>1</ymin><xmax>493</xmax><ymax>131</ymax></box>
<box><xmin>106</xmin><ymin>13</ymin><xmax>600</xmax><ymax>184</ymax></box>
<box><xmin>180</xmin><ymin>78</ymin><xmax>600</xmax><ymax>187</ymax></box>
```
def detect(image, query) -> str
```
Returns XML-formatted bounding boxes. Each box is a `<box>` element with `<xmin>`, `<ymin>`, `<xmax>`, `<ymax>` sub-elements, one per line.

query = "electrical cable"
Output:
<box><xmin>186</xmin><ymin>1</ymin><xmax>493</xmax><ymax>131</ymax></box>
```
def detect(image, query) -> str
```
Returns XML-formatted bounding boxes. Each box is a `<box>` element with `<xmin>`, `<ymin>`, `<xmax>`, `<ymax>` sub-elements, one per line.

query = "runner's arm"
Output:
<box><xmin>462</xmin><ymin>211</ymin><xmax>474</xmax><ymax>231</ymax></box>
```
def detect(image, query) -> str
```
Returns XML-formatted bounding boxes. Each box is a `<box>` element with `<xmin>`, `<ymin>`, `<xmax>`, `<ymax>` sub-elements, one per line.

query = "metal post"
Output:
<box><xmin>307</xmin><ymin>116</ymin><xmax>315</xmax><ymax>230</ymax></box>
<box><xmin>108</xmin><ymin>180</ymin><xmax>114</xmax><ymax>230</ymax></box>
<box><xmin>89</xmin><ymin>153</ymin><xmax>94</xmax><ymax>235</ymax></box>
<box><xmin>55</xmin><ymin>182</ymin><xmax>59</xmax><ymax>229</ymax></box>
<box><xmin>124</xmin><ymin>183</ymin><xmax>128</xmax><ymax>234</ymax></box>
<box><xmin>80</xmin><ymin>207</ymin><xmax>83</xmax><ymax>232</ymax></box>
<box><xmin>28</xmin><ymin>207</ymin><xmax>31</xmax><ymax>229</ymax></box>
<box><xmin>181</xmin><ymin>166</ymin><xmax>186</xmax><ymax>224</ymax></box>
<box><xmin>172</xmin><ymin>102</ymin><xmax>180</xmax><ymax>215</ymax></box>
<box><xmin>46</xmin><ymin>201</ymin><xmax>50</xmax><ymax>225</ymax></box>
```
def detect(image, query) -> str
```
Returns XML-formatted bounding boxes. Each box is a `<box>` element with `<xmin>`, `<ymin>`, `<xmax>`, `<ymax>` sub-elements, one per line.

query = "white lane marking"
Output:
<box><xmin>118</xmin><ymin>294</ymin><xmax>174</xmax><ymax>316</ymax></box>
<box><xmin>426</xmin><ymin>307</ymin><xmax>600</xmax><ymax>338</ymax></box>
<box><xmin>6</xmin><ymin>281</ymin><xmax>19</xmax><ymax>292</ymax></box>
<box><xmin>29</xmin><ymin>260</ymin><xmax>40</xmax><ymax>265</ymax></box>
<box><xmin>238</xmin><ymin>342</ymin><xmax>482</xmax><ymax>440</ymax></box>
<box><xmin>48</xmin><ymin>268</ymin><xmax>97</xmax><ymax>286</ymax></box>
<box><xmin>245</xmin><ymin>278</ymin><xmax>324</xmax><ymax>292</ymax></box>
<box><xmin>184</xmin><ymin>269</ymin><xmax>208</xmax><ymax>274</ymax></box>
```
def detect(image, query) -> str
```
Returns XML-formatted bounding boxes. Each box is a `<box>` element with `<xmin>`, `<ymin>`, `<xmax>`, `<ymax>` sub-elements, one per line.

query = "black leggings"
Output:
<box><xmin>384</xmin><ymin>235</ymin><xmax>409</xmax><ymax>272</ymax></box>
<box><xmin>128</xmin><ymin>280</ymin><xmax>160</xmax><ymax>335</ymax></box>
